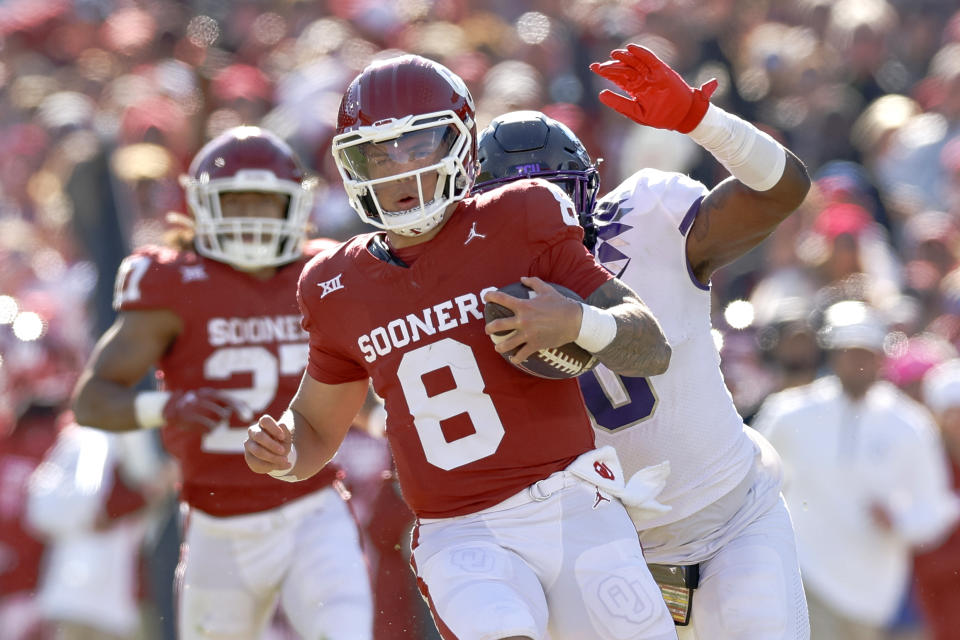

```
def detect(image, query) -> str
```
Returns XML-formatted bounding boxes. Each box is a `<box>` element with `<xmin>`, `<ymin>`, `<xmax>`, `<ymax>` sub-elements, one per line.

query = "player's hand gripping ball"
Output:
<box><xmin>483</xmin><ymin>281</ymin><xmax>596</xmax><ymax>379</ymax></box>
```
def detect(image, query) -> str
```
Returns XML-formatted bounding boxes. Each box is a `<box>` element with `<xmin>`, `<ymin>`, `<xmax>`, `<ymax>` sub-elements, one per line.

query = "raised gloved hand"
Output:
<box><xmin>162</xmin><ymin>388</ymin><xmax>252</xmax><ymax>431</ymax></box>
<box><xmin>589</xmin><ymin>44</ymin><xmax>718</xmax><ymax>134</ymax></box>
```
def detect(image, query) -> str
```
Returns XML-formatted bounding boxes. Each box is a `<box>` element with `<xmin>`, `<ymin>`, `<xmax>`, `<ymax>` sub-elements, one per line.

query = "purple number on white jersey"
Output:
<box><xmin>579</xmin><ymin>369</ymin><xmax>657</xmax><ymax>432</ymax></box>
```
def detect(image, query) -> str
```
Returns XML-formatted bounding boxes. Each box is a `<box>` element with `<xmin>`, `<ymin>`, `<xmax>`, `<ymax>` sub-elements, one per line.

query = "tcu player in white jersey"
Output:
<box><xmin>72</xmin><ymin>127</ymin><xmax>373</xmax><ymax>639</ymax></box>
<box><xmin>474</xmin><ymin>44</ymin><xmax>812</xmax><ymax>639</ymax></box>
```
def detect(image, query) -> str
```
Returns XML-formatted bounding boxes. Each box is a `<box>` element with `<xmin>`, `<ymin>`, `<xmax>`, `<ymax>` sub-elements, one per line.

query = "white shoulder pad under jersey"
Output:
<box><xmin>583</xmin><ymin>169</ymin><xmax>756</xmax><ymax>534</ymax></box>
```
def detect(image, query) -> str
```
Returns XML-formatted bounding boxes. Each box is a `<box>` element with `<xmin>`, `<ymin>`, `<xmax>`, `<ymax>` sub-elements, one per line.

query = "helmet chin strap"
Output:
<box><xmin>381</xmin><ymin>196</ymin><xmax>440</xmax><ymax>236</ymax></box>
<box><xmin>381</xmin><ymin>196</ymin><xmax>438</xmax><ymax>218</ymax></box>
<box><xmin>385</xmin><ymin>202</ymin><xmax>448</xmax><ymax>236</ymax></box>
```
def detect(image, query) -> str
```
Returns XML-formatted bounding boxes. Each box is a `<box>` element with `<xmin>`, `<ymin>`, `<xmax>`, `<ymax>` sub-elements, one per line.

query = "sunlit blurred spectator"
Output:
<box><xmin>898</xmin><ymin>210</ymin><xmax>960</xmax><ymax>328</ymax></box>
<box><xmin>0</xmin><ymin>294</ymin><xmax>97</xmax><ymax>640</ymax></box>
<box><xmin>852</xmin><ymin>94</ymin><xmax>922</xmax><ymax>211</ymax></box>
<box><xmin>852</xmin><ymin>94</ymin><xmax>921</xmax><ymax>166</ymax></box>
<box><xmin>799</xmin><ymin>198</ymin><xmax>903</xmax><ymax>312</ymax></box>
<box><xmin>826</xmin><ymin>0</ymin><xmax>899</xmax><ymax>103</ymax></box>
<box><xmin>755</xmin><ymin>296</ymin><xmax>824</xmax><ymax>393</ymax></box>
<box><xmin>754</xmin><ymin>300</ymin><xmax>959</xmax><ymax>640</ymax></box>
<box><xmin>885</xmin><ymin>333</ymin><xmax>958</xmax><ymax>403</ymax></box>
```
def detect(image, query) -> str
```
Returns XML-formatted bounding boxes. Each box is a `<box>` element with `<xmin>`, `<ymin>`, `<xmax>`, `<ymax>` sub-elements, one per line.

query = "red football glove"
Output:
<box><xmin>162</xmin><ymin>388</ymin><xmax>252</xmax><ymax>431</ymax></box>
<box><xmin>589</xmin><ymin>44</ymin><xmax>718</xmax><ymax>134</ymax></box>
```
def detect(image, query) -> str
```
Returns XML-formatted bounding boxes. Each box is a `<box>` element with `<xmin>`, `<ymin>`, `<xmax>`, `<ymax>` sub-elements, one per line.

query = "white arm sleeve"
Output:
<box><xmin>688</xmin><ymin>104</ymin><xmax>787</xmax><ymax>192</ymax></box>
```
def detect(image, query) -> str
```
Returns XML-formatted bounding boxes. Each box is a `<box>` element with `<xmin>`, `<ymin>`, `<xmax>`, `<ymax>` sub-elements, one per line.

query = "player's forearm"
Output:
<box><xmin>72</xmin><ymin>374</ymin><xmax>142</xmax><ymax>432</ymax></box>
<box><xmin>593</xmin><ymin>304</ymin><xmax>671</xmax><ymax>377</ymax></box>
<box><xmin>746</xmin><ymin>151</ymin><xmax>810</xmax><ymax>214</ymax></box>
<box><xmin>584</xmin><ymin>280</ymin><xmax>671</xmax><ymax>377</ymax></box>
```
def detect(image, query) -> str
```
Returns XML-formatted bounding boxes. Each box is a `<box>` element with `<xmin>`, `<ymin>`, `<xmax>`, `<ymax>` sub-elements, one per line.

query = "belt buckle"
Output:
<box><xmin>528</xmin><ymin>479</ymin><xmax>552</xmax><ymax>502</ymax></box>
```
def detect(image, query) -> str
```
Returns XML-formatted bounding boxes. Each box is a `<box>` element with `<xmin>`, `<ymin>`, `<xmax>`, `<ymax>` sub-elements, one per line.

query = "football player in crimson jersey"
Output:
<box><xmin>474</xmin><ymin>45</ymin><xmax>813</xmax><ymax>639</ymax></box>
<box><xmin>243</xmin><ymin>54</ymin><xmax>680</xmax><ymax>640</ymax></box>
<box><xmin>71</xmin><ymin>126</ymin><xmax>374</xmax><ymax>640</ymax></box>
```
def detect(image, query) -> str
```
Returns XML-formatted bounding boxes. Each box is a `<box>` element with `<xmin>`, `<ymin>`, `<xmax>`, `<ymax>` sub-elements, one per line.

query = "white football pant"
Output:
<box><xmin>412</xmin><ymin>468</ymin><xmax>678</xmax><ymax>640</ymax></box>
<box><xmin>675</xmin><ymin>496</ymin><xmax>809</xmax><ymax>640</ymax></box>
<box><xmin>177</xmin><ymin>487</ymin><xmax>373</xmax><ymax>640</ymax></box>
<box><xmin>642</xmin><ymin>431</ymin><xmax>809</xmax><ymax>640</ymax></box>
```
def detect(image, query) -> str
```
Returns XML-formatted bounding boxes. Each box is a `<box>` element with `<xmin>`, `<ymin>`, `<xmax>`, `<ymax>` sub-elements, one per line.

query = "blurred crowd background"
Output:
<box><xmin>3</xmin><ymin>0</ymin><xmax>960</xmax><ymax>638</ymax></box>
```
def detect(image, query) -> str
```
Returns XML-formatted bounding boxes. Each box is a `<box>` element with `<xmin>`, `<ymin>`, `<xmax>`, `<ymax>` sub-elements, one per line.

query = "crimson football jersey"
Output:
<box><xmin>299</xmin><ymin>180</ymin><xmax>613</xmax><ymax>518</ymax></box>
<box><xmin>114</xmin><ymin>239</ymin><xmax>339</xmax><ymax>516</ymax></box>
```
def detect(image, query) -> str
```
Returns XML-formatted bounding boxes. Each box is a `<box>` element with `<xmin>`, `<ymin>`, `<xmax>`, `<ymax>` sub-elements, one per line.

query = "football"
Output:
<box><xmin>483</xmin><ymin>281</ymin><xmax>597</xmax><ymax>379</ymax></box>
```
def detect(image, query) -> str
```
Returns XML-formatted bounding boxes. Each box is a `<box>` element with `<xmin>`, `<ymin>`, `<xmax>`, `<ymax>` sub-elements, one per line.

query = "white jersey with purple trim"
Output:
<box><xmin>583</xmin><ymin>168</ymin><xmax>758</xmax><ymax>531</ymax></box>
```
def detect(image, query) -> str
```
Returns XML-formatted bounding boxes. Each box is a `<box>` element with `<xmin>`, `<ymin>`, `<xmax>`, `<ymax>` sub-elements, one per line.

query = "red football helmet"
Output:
<box><xmin>332</xmin><ymin>54</ymin><xmax>477</xmax><ymax>237</ymax></box>
<box><xmin>181</xmin><ymin>126</ymin><xmax>315</xmax><ymax>270</ymax></box>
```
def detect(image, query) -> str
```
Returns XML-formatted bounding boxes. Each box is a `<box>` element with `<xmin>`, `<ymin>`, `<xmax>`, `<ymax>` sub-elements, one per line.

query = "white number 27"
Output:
<box><xmin>200</xmin><ymin>344</ymin><xmax>308</xmax><ymax>453</ymax></box>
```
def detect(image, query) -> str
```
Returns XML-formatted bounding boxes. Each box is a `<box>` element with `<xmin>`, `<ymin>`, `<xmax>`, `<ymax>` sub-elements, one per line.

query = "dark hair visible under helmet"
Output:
<box><xmin>474</xmin><ymin>110</ymin><xmax>600</xmax><ymax>250</ymax></box>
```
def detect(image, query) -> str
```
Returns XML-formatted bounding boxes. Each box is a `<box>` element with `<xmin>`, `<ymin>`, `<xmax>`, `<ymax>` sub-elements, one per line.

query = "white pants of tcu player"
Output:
<box><xmin>177</xmin><ymin>486</ymin><xmax>373</xmax><ymax>640</ymax></box>
<box><xmin>411</xmin><ymin>467</ymin><xmax>677</xmax><ymax>640</ymax></box>
<box><xmin>639</xmin><ymin>431</ymin><xmax>809</xmax><ymax>640</ymax></box>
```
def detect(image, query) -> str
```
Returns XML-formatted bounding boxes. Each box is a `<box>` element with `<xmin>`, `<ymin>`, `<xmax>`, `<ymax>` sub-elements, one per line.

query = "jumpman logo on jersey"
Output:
<box><xmin>464</xmin><ymin>222</ymin><xmax>486</xmax><ymax>245</ymax></box>
<box><xmin>318</xmin><ymin>273</ymin><xmax>344</xmax><ymax>298</ymax></box>
<box><xmin>593</xmin><ymin>488</ymin><xmax>611</xmax><ymax>509</ymax></box>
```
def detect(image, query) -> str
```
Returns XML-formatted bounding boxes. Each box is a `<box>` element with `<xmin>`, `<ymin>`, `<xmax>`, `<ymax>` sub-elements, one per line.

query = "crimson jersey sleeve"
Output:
<box><xmin>521</xmin><ymin>179</ymin><xmax>613</xmax><ymax>299</ymax></box>
<box><xmin>113</xmin><ymin>245</ymin><xmax>184</xmax><ymax>313</ymax></box>
<box><xmin>298</xmin><ymin>242</ymin><xmax>370</xmax><ymax>385</ymax></box>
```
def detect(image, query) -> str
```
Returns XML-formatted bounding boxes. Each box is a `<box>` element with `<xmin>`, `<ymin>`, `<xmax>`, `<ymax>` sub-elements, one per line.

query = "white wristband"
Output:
<box><xmin>575</xmin><ymin>303</ymin><xmax>618</xmax><ymax>353</ymax></box>
<box><xmin>688</xmin><ymin>103</ymin><xmax>786</xmax><ymax>192</ymax></box>
<box><xmin>133</xmin><ymin>391</ymin><xmax>171</xmax><ymax>429</ymax></box>
<box><xmin>268</xmin><ymin>443</ymin><xmax>299</xmax><ymax>482</ymax></box>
